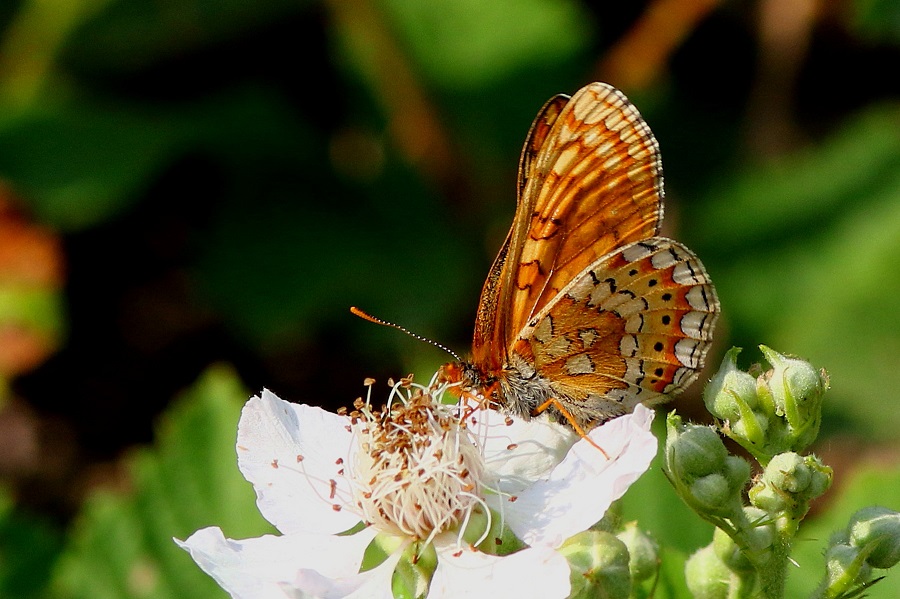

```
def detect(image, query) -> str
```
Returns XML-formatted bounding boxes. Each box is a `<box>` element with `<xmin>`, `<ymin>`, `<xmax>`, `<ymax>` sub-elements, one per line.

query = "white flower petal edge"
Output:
<box><xmin>429</xmin><ymin>535</ymin><xmax>571</xmax><ymax>599</ymax></box>
<box><xmin>176</xmin><ymin>525</ymin><xmax>377</xmax><ymax>599</ymax></box>
<box><xmin>237</xmin><ymin>390</ymin><xmax>360</xmax><ymax>535</ymax></box>
<box><xmin>290</xmin><ymin>550</ymin><xmax>403</xmax><ymax>599</ymax></box>
<box><xmin>495</xmin><ymin>404</ymin><xmax>656</xmax><ymax>548</ymax></box>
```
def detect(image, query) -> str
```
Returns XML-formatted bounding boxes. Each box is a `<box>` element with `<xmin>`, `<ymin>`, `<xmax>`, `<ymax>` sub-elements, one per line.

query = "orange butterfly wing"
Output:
<box><xmin>471</xmin><ymin>93</ymin><xmax>568</xmax><ymax>370</ymax></box>
<box><xmin>511</xmin><ymin>237</ymin><xmax>718</xmax><ymax>422</ymax></box>
<box><xmin>472</xmin><ymin>83</ymin><xmax>664</xmax><ymax>370</ymax></box>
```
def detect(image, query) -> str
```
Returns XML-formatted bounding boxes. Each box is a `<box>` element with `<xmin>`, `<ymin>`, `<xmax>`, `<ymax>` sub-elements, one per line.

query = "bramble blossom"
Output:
<box><xmin>177</xmin><ymin>378</ymin><xmax>656</xmax><ymax>598</ymax></box>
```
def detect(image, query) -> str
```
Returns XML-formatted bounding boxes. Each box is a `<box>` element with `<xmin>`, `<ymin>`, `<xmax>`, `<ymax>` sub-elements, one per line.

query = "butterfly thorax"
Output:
<box><xmin>440</xmin><ymin>356</ymin><xmax>618</xmax><ymax>430</ymax></box>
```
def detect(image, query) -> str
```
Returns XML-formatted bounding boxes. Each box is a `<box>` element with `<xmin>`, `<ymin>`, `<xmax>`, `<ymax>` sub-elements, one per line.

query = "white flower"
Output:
<box><xmin>177</xmin><ymin>381</ymin><xmax>656</xmax><ymax>599</ymax></box>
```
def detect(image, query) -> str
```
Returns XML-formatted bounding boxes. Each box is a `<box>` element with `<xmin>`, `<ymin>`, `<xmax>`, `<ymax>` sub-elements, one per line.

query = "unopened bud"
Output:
<box><xmin>849</xmin><ymin>506</ymin><xmax>900</xmax><ymax>569</ymax></box>
<box><xmin>666</xmin><ymin>417</ymin><xmax>727</xmax><ymax>478</ymax></box>
<box><xmin>740</xmin><ymin>506</ymin><xmax>777</xmax><ymax>550</ymax></box>
<box><xmin>712</xmin><ymin>527</ymin><xmax>753</xmax><ymax>573</ymax></box>
<box><xmin>560</xmin><ymin>530</ymin><xmax>631</xmax><ymax>599</ymax></box>
<box><xmin>824</xmin><ymin>542</ymin><xmax>870</xmax><ymax>591</ymax></box>
<box><xmin>685</xmin><ymin>545</ymin><xmax>734</xmax><ymax>599</ymax></box>
<box><xmin>757</xmin><ymin>346</ymin><xmax>828</xmax><ymax>453</ymax></box>
<box><xmin>704</xmin><ymin>348</ymin><xmax>760</xmax><ymax>422</ymax></box>
<box><xmin>665</xmin><ymin>414</ymin><xmax>749</xmax><ymax>519</ymax></box>
<box><xmin>749</xmin><ymin>452</ymin><xmax>832</xmax><ymax>516</ymax></box>
<box><xmin>616</xmin><ymin>521</ymin><xmax>659</xmax><ymax>583</ymax></box>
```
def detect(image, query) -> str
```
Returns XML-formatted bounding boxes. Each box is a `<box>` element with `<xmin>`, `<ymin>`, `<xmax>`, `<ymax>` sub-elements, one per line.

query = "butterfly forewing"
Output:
<box><xmin>472</xmin><ymin>94</ymin><xmax>570</xmax><ymax>368</ymax></box>
<box><xmin>517</xmin><ymin>94</ymin><xmax>570</xmax><ymax>199</ymax></box>
<box><xmin>501</xmin><ymin>84</ymin><xmax>665</xmax><ymax>352</ymax></box>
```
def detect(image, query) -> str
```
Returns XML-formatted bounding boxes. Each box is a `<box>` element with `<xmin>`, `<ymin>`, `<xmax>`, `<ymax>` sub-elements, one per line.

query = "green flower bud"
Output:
<box><xmin>739</xmin><ymin>506</ymin><xmax>776</xmax><ymax>555</ymax></box>
<box><xmin>665</xmin><ymin>414</ymin><xmax>749</xmax><ymax>519</ymax></box>
<box><xmin>849</xmin><ymin>506</ymin><xmax>900</xmax><ymax>569</ymax></box>
<box><xmin>616</xmin><ymin>521</ymin><xmax>659</xmax><ymax>583</ymax></box>
<box><xmin>824</xmin><ymin>542</ymin><xmax>870</xmax><ymax>591</ymax></box>
<box><xmin>805</xmin><ymin>458</ymin><xmax>833</xmax><ymax>499</ymax></box>
<box><xmin>729</xmin><ymin>411</ymin><xmax>769</xmax><ymax>447</ymax></box>
<box><xmin>747</xmin><ymin>483</ymin><xmax>785</xmax><ymax>514</ymax></box>
<box><xmin>757</xmin><ymin>346</ymin><xmax>828</xmax><ymax>453</ymax></box>
<box><xmin>767</xmin><ymin>452</ymin><xmax>810</xmax><ymax>491</ymax></box>
<box><xmin>666</xmin><ymin>416</ymin><xmax>727</xmax><ymax>479</ymax></box>
<box><xmin>685</xmin><ymin>544</ymin><xmax>738</xmax><ymax>599</ymax></box>
<box><xmin>691</xmin><ymin>474</ymin><xmax>731</xmax><ymax>510</ymax></box>
<box><xmin>704</xmin><ymin>348</ymin><xmax>760</xmax><ymax>422</ymax></box>
<box><xmin>749</xmin><ymin>453</ymin><xmax>832</xmax><ymax>516</ymax></box>
<box><xmin>724</xmin><ymin>456</ymin><xmax>753</xmax><ymax>492</ymax></box>
<box><xmin>709</xmin><ymin>507</ymin><xmax>776</xmax><ymax>575</ymax></box>
<box><xmin>689</xmin><ymin>457</ymin><xmax>752</xmax><ymax>518</ymax></box>
<box><xmin>712</xmin><ymin>527</ymin><xmax>753</xmax><ymax>573</ymax></box>
<box><xmin>561</xmin><ymin>530</ymin><xmax>631</xmax><ymax>599</ymax></box>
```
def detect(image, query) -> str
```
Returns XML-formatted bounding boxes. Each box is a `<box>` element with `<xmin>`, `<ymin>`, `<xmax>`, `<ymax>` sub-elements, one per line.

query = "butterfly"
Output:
<box><xmin>441</xmin><ymin>82</ymin><xmax>719</xmax><ymax>433</ymax></box>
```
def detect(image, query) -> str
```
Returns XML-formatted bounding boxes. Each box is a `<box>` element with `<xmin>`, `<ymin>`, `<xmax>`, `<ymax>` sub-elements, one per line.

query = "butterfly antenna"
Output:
<box><xmin>350</xmin><ymin>307</ymin><xmax>463</xmax><ymax>362</ymax></box>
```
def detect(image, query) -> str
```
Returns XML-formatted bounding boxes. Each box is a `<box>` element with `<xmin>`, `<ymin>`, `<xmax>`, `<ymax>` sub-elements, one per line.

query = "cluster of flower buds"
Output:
<box><xmin>748</xmin><ymin>452</ymin><xmax>831</xmax><ymax>520</ymax></box>
<box><xmin>666</xmin><ymin>346</ymin><xmax>900</xmax><ymax>598</ymax></box>
<box><xmin>666</xmin><ymin>347</ymin><xmax>834</xmax><ymax>597</ymax></box>
<box><xmin>702</xmin><ymin>346</ymin><xmax>829</xmax><ymax>464</ymax></box>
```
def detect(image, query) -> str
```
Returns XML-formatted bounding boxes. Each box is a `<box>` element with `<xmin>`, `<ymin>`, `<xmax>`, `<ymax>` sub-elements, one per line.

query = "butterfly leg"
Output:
<box><xmin>452</xmin><ymin>384</ymin><xmax>503</xmax><ymax>424</ymax></box>
<box><xmin>533</xmin><ymin>398</ymin><xmax>609</xmax><ymax>458</ymax></box>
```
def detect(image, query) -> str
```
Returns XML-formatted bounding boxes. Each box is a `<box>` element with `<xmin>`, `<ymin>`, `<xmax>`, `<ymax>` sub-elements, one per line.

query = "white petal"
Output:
<box><xmin>237</xmin><ymin>390</ymin><xmax>360</xmax><ymax>535</ymax></box>
<box><xmin>430</xmin><ymin>538</ymin><xmax>570</xmax><ymax>599</ymax></box>
<box><xmin>176</xmin><ymin>526</ymin><xmax>377</xmax><ymax>599</ymax></box>
<box><xmin>498</xmin><ymin>405</ymin><xmax>656</xmax><ymax>548</ymax></box>
<box><xmin>290</xmin><ymin>550</ymin><xmax>403</xmax><ymax>599</ymax></box>
<box><xmin>469</xmin><ymin>408</ymin><xmax>578</xmax><ymax>494</ymax></box>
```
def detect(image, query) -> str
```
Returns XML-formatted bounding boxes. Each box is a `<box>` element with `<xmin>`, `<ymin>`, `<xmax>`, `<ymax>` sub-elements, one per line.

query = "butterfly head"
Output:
<box><xmin>438</xmin><ymin>360</ymin><xmax>502</xmax><ymax>405</ymax></box>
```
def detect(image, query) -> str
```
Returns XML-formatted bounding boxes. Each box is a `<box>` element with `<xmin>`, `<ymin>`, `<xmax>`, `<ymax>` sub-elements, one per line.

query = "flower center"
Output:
<box><xmin>349</xmin><ymin>389</ymin><xmax>485</xmax><ymax>541</ymax></box>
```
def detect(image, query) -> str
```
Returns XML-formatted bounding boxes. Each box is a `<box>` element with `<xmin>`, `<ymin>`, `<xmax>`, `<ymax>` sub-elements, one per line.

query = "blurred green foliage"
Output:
<box><xmin>379</xmin><ymin>0</ymin><xmax>591</xmax><ymax>90</ymax></box>
<box><xmin>49</xmin><ymin>366</ymin><xmax>271</xmax><ymax>599</ymax></box>
<box><xmin>695</xmin><ymin>107</ymin><xmax>900</xmax><ymax>436</ymax></box>
<box><xmin>0</xmin><ymin>489</ymin><xmax>62</xmax><ymax>598</ymax></box>
<box><xmin>0</xmin><ymin>0</ymin><xmax>897</xmax><ymax>596</ymax></box>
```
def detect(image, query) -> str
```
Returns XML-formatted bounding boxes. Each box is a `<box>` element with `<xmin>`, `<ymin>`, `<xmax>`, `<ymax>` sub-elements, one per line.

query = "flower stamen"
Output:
<box><xmin>348</xmin><ymin>386</ymin><xmax>488</xmax><ymax>543</ymax></box>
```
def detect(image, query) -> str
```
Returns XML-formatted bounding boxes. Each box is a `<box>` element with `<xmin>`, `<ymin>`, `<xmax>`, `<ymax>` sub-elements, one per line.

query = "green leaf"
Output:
<box><xmin>380</xmin><ymin>0</ymin><xmax>593</xmax><ymax>89</ymax></box>
<box><xmin>852</xmin><ymin>0</ymin><xmax>900</xmax><ymax>42</ymax></box>
<box><xmin>51</xmin><ymin>365</ymin><xmax>274</xmax><ymax>599</ymax></box>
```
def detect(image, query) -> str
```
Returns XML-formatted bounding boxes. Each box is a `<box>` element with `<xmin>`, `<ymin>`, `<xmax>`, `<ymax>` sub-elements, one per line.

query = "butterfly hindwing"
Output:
<box><xmin>511</xmin><ymin>237</ymin><xmax>718</xmax><ymax>423</ymax></box>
